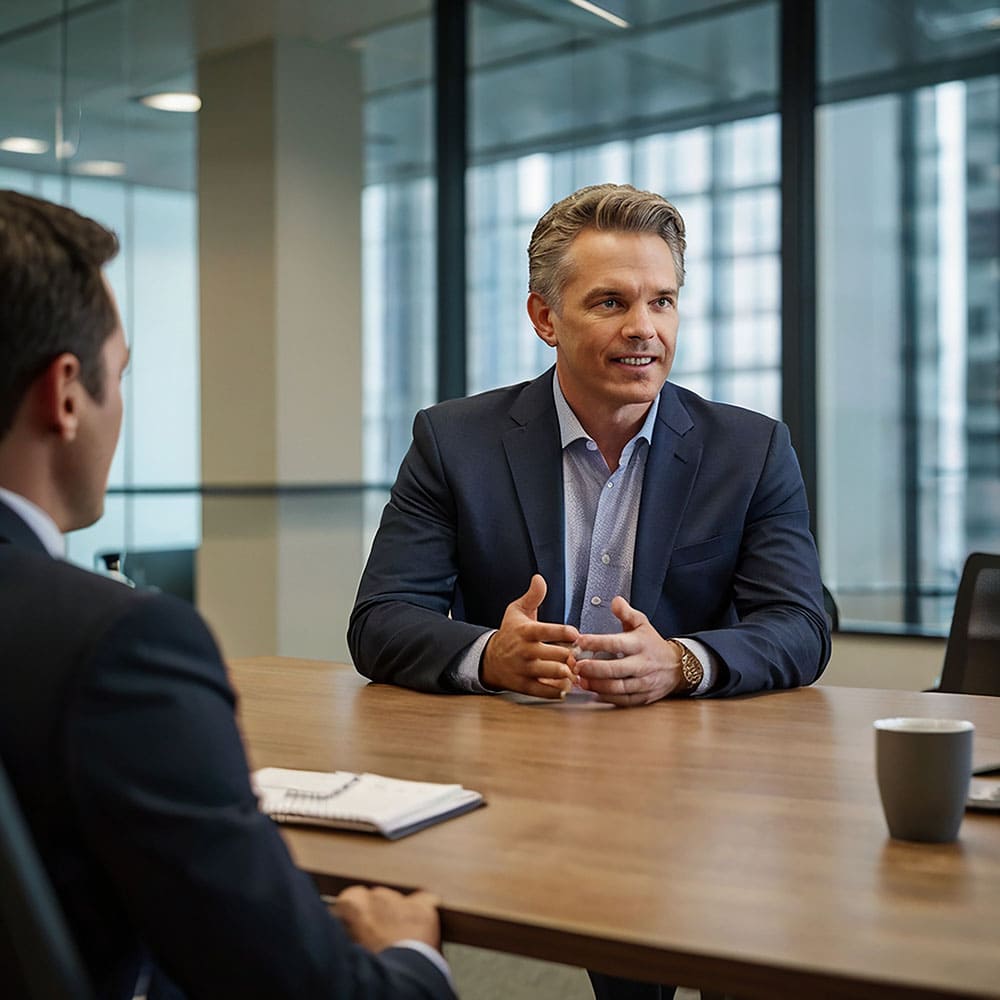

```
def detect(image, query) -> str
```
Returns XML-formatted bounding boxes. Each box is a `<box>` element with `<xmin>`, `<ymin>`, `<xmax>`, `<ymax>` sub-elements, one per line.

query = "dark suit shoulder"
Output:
<box><xmin>0</xmin><ymin>548</ymin><xmax>226</xmax><ymax>790</ymax></box>
<box><xmin>1</xmin><ymin>546</ymin><xmax>148</xmax><ymax>646</ymax></box>
<box><xmin>0</xmin><ymin>546</ymin><xmax>214</xmax><ymax>657</ymax></box>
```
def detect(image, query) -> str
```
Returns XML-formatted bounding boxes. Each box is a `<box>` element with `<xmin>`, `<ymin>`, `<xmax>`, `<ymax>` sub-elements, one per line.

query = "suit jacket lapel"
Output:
<box><xmin>631</xmin><ymin>384</ymin><xmax>703</xmax><ymax>616</ymax></box>
<box><xmin>502</xmin><ymin>369</ymin><xmax>565</xmax><ymax>623</ymax></box>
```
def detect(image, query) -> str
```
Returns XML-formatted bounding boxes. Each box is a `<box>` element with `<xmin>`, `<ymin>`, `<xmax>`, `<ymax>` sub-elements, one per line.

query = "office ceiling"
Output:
<box><xmin>0</xmin><ymin>0</ymin><xmax>997</xmax><ymax>192</ymax></box>
<box><xmin>0</xmin><ymin>0</ymin><xmax>430</xmax><ymax>190</ymax></box>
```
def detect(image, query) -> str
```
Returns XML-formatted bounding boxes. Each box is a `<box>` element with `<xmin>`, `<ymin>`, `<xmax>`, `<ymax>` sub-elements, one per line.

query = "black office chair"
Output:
<box><xmin>931</xmin><ymin>552</ymin><xmax>1000</xmax><ymax>696</ymax></box>
<box><xmin>0</xmin><ymin>756</ymin><xmax>96</xmax><ymax>1000</ymax></box>
<box><xmin>822</xmin><ymin>583</ymin><xmax>840</xmax><ymax>633</ymax></box>
<box><xmin>96</xmin><ymin>547</ymin><xmax>196</xmax><ymax>604</ymax></box>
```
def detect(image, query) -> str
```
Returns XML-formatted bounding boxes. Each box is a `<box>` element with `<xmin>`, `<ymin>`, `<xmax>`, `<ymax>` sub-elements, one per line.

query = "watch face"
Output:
<box><xmin>671</xmin><ymin>641</ymin><xmax>702</xmax><ymax>692</ymax></box>
<box><xmin>681</xmin><ymin>651</ymin><xmax>703</xmax><ymax>689</ymax></box>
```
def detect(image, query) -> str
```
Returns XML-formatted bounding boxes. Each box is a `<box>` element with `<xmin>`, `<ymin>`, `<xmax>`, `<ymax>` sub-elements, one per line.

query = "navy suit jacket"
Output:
<box><xmin>0</xmin><ymin>500</ymin><xmax>454</xmax><ymax>1000</ymax></box>
<box><xmin>349</xmin><ymin>370</ymin><xmax>830</xmax><ymax>695</ymax></box>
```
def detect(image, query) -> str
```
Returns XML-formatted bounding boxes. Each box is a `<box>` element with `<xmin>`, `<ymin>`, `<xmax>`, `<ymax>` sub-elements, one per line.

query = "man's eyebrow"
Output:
<box><xmin>583</xmin><ymin>285</ymin><xmax>678</xmax><ymax>299</ymax></box>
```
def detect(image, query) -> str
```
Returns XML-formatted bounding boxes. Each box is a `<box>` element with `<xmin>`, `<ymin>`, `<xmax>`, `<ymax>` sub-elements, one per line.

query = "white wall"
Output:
<box><xmin>821</xmin><ymin>631</ymin><xmax>946</xmax><ymax>691</ymax></box>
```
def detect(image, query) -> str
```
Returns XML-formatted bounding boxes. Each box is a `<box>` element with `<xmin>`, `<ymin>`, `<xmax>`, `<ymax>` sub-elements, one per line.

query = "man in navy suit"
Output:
<box><xmin>349</xmin><ymin>184</ymin><xmax>830</xmax><ymax>1000</ymax></box>
<box><xmin>0</xmin><ymin>189</ymin><xmax>456</xmax><ymax>1000</ymax></box>
<box><xmin>350</xmin><ymin>183</ymin><xmax>829</xmax><ymax>706</ymax></box>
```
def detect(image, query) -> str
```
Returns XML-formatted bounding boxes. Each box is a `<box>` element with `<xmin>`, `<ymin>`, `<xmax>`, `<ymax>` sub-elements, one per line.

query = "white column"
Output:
<box><xmin>197</xmin><ymin>38</ymin><xmax>364</xmax><ymax>658</ymax></box>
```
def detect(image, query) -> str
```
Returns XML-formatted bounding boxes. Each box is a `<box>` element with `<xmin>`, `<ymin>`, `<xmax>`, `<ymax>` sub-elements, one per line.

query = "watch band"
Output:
<box><xmin>670</xmin><ymin>639</ymin><xmax>704</xmax><ymax>694</ymax></box>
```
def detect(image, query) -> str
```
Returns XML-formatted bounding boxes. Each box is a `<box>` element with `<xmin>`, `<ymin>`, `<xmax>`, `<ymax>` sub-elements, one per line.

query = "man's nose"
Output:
<box><xmin>622</xmin><ymin>304</ymin><xmax>656</xmax><ymax>340</ymax></box>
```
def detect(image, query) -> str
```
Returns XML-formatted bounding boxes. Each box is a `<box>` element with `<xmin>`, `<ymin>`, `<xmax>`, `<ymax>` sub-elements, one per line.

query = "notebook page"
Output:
<box><xmin>252</xmin><ymin>768</ymin><xmax>468</xmax><ymax>826</ymax></box>
<box><xmin>328</xmin><ymin>774</ymin><xmax>464</xmax><ymax>825</ymax></box>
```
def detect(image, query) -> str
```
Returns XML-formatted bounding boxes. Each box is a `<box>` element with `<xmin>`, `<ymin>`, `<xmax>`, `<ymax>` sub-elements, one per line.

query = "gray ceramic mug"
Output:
<box><xmin>874</xmin><ymin>717</ymin><xmax>974</xmax><ymax>843</ymax></box>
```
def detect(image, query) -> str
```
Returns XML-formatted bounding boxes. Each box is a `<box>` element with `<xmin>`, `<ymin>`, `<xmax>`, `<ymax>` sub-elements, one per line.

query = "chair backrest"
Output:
<box><xmin>0</xmin><ymin>757</ymin><xmax>96</xmax><ymax>1000</ymax></box>
<box><xmin>96</xmin><ymin>547</ymin><xmax>196</xmax><ymax>604</ymax></box>
<box><xmin>822</xmin><ymin>583</ymin><xmax>840</xmax><ymax>633</ymax></box>
<box><xmin>936</xmin><ymin>552</ymin><xmax>1000</xmax><ymax>696</ymax></box>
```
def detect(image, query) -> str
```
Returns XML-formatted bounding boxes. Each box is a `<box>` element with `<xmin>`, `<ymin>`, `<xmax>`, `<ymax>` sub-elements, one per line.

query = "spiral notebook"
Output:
<box><xmin>253</xmin><ymin>767</ymin><xmax>485</xmax><ymax>840</ymax></box>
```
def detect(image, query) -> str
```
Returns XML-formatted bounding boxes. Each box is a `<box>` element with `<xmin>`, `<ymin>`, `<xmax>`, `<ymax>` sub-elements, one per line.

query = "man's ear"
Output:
<box><xmin>35</xmin><ymin>352</ymin><xmax>83</xmax><ymax>442</ymax></box>
<box><xmin>527</xmin><ymin>292</ymin><xmax>558</xmax><ymax>348</ymax></box>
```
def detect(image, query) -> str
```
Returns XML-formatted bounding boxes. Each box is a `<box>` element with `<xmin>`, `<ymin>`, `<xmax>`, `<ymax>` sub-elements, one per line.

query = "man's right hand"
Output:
<box><xmin>335</xmin><ymin>885</ymin><xmax>442</xmax><ymax>953</ymax></box>
<box><xmin>480</xmin><ymin>574</ymin><xmax>579</xmax><ymax>698</ymax></box>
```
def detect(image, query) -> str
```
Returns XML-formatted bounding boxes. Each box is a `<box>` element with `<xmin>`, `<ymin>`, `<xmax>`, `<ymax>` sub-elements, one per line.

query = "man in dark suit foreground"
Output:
<box><xmin>0</xmin><ymin>189</ymin><xmax>456</xmax><ymax>1000</ymax></box>
<box><xmin>350</xmin><ymin>183</ymin><xmax>831</xmax><ymax>999</ymax></box>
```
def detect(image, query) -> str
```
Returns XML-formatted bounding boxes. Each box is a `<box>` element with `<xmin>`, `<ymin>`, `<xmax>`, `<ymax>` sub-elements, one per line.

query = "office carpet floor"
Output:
<box><xmin>444</xmin><ymin>945</ymin><xmax>700</xmax><ymax>1000</ymax></box>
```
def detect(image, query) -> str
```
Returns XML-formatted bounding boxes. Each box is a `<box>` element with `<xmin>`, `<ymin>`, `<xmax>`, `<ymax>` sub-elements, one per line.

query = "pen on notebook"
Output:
<box><xmin>284</xmin><ymin>774</ymin><xmax>361</xmax><ymax>801</ymax></box>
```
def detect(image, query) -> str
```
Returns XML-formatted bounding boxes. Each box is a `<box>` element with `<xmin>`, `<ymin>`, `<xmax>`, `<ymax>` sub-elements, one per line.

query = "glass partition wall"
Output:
<box><xmin>0</xmin><ymin>0</ymin><xmax>201</xmax><ymax>582</ymax></box>
<box><xmin>817</xmin><ymin>0</ymin><xmax>1000</xmax><ymax>631</ymax></box>
<box><xmin>466</xmin><ymin>0</ymin><xmax>781</xmax><ymax>419</ymax></box>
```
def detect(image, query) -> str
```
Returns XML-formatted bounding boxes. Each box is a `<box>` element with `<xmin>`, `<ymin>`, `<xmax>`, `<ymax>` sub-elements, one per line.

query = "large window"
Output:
<box><xmin>363</xmin><ymin>0</ymin><xmax>782</xmax><ymax>483</ymax></box>
<box><xmin>362</xmin><ymin>14</ymin><xmax>437</xmax><ymax>485</ymax></box>
<box><xmin>466</xmin><ymin>120</ymin><xmax>781</xmax><ymax>420</ymax></box>
<box><xmin>817</xmin><ymin>0</ymin><xmax>1000</xmax><ymax>632</ymax></box>
<box><xmin>3</xmin><ymin>1</ymin><xmax>997</xmax><ymax>640</ymax></box>
<box><xmin>362</xmin><ymin>0</ymin><xmax>1000</xmax><ymax>637</ymax></box>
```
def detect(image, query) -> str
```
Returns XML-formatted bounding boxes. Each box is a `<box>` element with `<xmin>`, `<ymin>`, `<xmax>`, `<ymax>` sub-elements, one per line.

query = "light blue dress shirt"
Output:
<box><xmin>555</xmin><ymin>371</ymin><xmax>657</xmax><ymax>633</ymax></box>
<box><xmin>455</xmin><ymin>371</ymin><xmax>716</xmax><ymax>694</ymax></box>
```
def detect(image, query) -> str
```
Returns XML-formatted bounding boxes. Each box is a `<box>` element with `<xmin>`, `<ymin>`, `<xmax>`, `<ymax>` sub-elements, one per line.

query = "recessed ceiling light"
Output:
<box><xmin>74</xmin><ymin>160</ymin><xmax>126</xmax><ymax>177</ymax></box>
<box><xmin>0</xmin><ymin>136</ymin><xmax>50</xmax><ymax>155</ymax></box>
<box><xmin>139</xmin><ymin>91</ymin><xmax>202</xmax><ymax>113</ymax></box>
<box><xmin>567</xmin><ymin>0</ymin><xmax>629</xmax><ymax>29</ymax></box>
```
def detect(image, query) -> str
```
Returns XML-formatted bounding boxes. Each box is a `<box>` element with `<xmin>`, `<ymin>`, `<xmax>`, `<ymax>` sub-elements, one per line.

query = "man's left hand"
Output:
<box><xmin>571</xmin><ymin>597</ymin><xmax>686</xmax><ymax>706</ymax></box>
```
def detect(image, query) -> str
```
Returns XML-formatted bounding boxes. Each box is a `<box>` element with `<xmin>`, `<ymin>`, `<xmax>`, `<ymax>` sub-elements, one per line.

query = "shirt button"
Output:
<box><xmin>601</xmin><ymin>553</ymin><xmax>610</xmax><ymax>565</ymax></box>
<box><xmin>586</xmin><ymin>440</ymin><xmax>598</xmax><ymax>451</ymax></box>
<box><xmin>591</xmin><ymin>596</ymin><xmax>602</xmax><ymax>606</ymax></box>
<box><xmin>606</xmin><ymin>480</ymin><xmax>614</xmax><ymax>489</ymax></box>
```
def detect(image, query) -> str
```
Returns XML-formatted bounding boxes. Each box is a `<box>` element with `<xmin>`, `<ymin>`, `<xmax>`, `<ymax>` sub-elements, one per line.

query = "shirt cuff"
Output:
<box><xmin>390</xmin><ymin>940</ymin><xmax>455</xmax><ymax>990</ymax></box>
<box><xmin>450</xmin><ymin>630</ymin><xmax>498</xmax><ymax>693</ymax></box>
<box><xmin>675</xmin><ymin>637</ymin><xmax>718</xmax><ymax>696</ymax></box>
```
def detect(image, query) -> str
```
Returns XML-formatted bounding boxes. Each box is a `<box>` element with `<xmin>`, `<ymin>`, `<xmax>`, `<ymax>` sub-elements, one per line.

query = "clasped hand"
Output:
<box><xmin>480</xmin><ymin>574</ymin><xmax>579</xmax><ymax>698</ymax></box>
<box><xmin>481</xmin><ymin>576</ymin><xmax>685</xmax><ymax>705</ymax></box>
<box><xmin>335</xmin><ymin>885</ymin><xmax>442</xmax><ymax>952</ymax></box>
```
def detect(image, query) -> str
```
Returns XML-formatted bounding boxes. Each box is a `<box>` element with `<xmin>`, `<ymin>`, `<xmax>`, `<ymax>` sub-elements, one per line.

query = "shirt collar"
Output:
<box><xmin>0</xmin><ymin>488</ymin><xmax>66</xmax><ymax>558</ymax></box>
<box><xmin>551</xmin><ymin>369</ymin><xmax>660</xmax><ymax>453</ymax></box>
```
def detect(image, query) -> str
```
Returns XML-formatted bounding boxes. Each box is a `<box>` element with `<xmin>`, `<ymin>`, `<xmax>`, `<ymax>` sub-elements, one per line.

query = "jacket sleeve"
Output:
<box><xmin>349</xmin><ymin>408</ymin><xmax>491</xmax><ymax>692</ymax></box>
<box><xmin>65</xmin><ymin>594</ymin><xmax>455</xmax><ymax>1000</ymax></box>
<box><xmin>688</xmin><ymin>421</ymin><xmax>831</xmax><ymax>696</ymax></box>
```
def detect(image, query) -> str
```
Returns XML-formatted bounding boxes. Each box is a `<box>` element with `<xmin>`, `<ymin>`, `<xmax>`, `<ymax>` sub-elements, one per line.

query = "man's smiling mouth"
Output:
<box><xmin>614</xmin><ymin>356</ymin><xmax>655</xmax><ymax>367</ymax></box>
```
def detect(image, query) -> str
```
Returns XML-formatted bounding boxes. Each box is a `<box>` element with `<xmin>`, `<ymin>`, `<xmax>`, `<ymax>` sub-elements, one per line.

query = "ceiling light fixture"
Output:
<box><xmin>567</xmin><ymin>0</ymin><xmax>630</xmax><ymax>29</ymax></box>
<box><xmin>139</xmin><ymin>91</ymin><xmax>202</xmax><ymax>113</ymax></box>
<box><xmin>0</xmin><ymin>137</ymin><xmax>50</xmax><ymax>155</ymax></box>
<box><xmin>74</xmin><ymin>160</ymin><xmax>126</xmax><ymax>177</ymax></box>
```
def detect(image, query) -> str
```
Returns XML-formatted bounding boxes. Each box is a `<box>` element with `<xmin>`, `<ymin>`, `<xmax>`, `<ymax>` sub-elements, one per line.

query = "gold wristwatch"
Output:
<box><xmin>670</xmin><ymin>640</ymin><xmax>704</xmax><ymax>694</ymax></box>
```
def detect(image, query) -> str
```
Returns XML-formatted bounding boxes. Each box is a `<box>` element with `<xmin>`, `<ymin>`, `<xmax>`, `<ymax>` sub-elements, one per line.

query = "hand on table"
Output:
<box><xmin>335</xmin><ymin>885</ymin><xmax>442</xmax><ymax>953</ymax></box>
<box><xmin>480</xmin><ymin>574</ymin><xmax>579</xmax><ymax>698</ymax></box>
<box><xmin>572</xmin><ymin>596</ymin><xmax>685</xmax><ymax>706</ymax></box>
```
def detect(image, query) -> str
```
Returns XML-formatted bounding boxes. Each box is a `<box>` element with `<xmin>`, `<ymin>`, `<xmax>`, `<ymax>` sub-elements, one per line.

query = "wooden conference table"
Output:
<box><xmin>230</xmin><ymin>657</ymin><xmax>1000</xmax><ymax>1000</ymax></box>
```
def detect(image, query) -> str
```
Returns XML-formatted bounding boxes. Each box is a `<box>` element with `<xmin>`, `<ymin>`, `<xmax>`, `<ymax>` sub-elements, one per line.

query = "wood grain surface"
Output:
<box><xmin>230</xmin><ymin>657</ymin><xmax>1000</xmax><ymax>1000</ymax></box>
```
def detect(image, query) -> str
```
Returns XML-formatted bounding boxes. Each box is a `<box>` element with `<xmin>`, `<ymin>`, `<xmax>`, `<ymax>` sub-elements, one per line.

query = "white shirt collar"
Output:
<box><xmin>551</xmin><ymin>369</ymin><xmax>660</xmax><ymax>452</ymax></box>
<box><xmin>0</xmin><ymin>487</ymin><xmax>66</xmax><ymax>558</ymax></box>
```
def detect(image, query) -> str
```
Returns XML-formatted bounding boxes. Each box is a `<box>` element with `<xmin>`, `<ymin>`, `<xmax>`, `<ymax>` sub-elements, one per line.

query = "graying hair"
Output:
<box><xmin>527</xmin><ymin>183</ymin><xmax>686</xmax><ymax>310</ymax></box>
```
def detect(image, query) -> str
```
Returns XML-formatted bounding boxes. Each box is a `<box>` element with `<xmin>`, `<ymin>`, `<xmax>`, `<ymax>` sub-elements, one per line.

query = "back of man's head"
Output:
<box><xmin>0</xmin><ymin>191</ymin><xmax>119</xmax><ymax>440</ymax></box>
<box><xmin>527</xmin><ymin>183</ymin><xmax>686</xmax><ymax>311</ymax></box>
